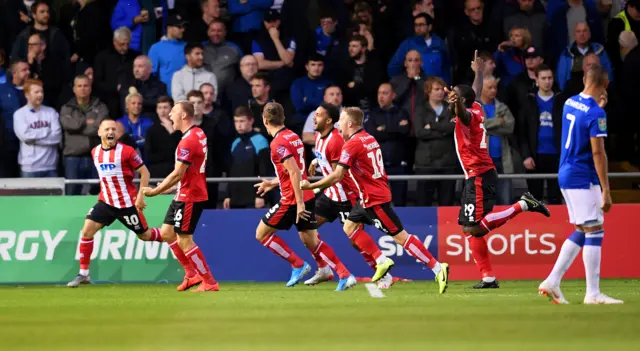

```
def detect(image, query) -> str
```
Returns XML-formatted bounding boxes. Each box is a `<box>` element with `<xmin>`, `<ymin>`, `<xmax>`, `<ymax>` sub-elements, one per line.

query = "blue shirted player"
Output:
<box><xmin>539</xmin><ymin>64</ymin><xmax>623</xmax><ymax>305</ymax></box>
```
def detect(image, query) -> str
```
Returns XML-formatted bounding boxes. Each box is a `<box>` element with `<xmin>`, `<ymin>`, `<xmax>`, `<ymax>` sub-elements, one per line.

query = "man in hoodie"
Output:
<box><xmin>387</xmin><ymin>13</ymin><xmax>450</xmax><ymax>83</ymax></box>
<box><xmin>10</xmin><ymin>1</ymin><xmax>70</xmax><ymax>66</ymax></box>
<box><xmin>13</xmin><ymin>78</ymin><xmax>62</xmax><ymax>177</ymax></box>
<box><xmin>148</xmin><ymin>14</ymin><xmax>187</xmax><ymax>93</ymax></box>
<box><xmin>60</xmin><ymin>74</ymin><xmax>109</xmax><ymax>195</ymax></box>
<box><xmin>290</xmin><ymin>54</ymin><xmax>332</xmax><ymax>128</ymax></box>
<box><xmin>203</xmin><ymin>20</ymin><xmax>242</xmax><ymax>97</ymax></box>
<box><xmin>0</xmin><ymin>60</ymin><xmax>30</xmax><ymax>178</ymax></box>
<box><xmin>518</xmin><ymin>64</ymin><xmax>562</xmax><ymax>204</ymax></box>
<box><xmin>364</xmin><ymin>83</ymin><xmax>411</xmax><ymax>206</ymax></box>
<box><xmin>171</xmin><ymin>42</ymin><xmax>218</xmax><ymax>102</ymax></box>
<box><xmin>556</xmin><ymin>21</ymin><xmax>613</xmax><ymax>91</ymax></box>
<box><xmin>119</xmin><ymin>55</ymin><xmax>167</xmax><ymax>116</ymax></box>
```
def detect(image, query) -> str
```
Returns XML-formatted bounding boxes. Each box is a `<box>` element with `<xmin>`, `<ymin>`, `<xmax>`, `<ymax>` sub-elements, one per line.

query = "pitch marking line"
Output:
<box><xmin>365</xmin><ymin>283</ymin><xmax>385</xmax><ymax>298</ymax></box>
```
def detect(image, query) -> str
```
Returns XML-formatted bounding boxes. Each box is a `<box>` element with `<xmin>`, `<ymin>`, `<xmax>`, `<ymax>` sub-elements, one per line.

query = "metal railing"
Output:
<box><xmin>61</xmin><ymin>172</ymin><xmax>640</xmax><ymax>184</ymax></box>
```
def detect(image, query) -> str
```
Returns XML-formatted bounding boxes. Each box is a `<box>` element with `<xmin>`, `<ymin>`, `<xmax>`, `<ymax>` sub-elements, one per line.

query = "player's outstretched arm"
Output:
<box><xmin>591</xmin><ymin>136</ymin><xmax>612</xmax><ymax>212</ymax></box>
<box><xmin>142</xmin><ymin>161</ymin><xmax>188</xmax><ymax>197</ymax></box>
<box><xmin>471</xmin><ymin>50</ymin><xmax>484</xmax><ymax>97</ymax></box>
<box><xmin>302</xmin><ymin>165</ymin><xmax>346</xmax><ymax>191</ymax></box>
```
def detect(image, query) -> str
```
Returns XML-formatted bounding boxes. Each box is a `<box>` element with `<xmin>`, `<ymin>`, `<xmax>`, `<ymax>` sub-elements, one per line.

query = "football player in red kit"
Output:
<box><xmin>67</xmin><ymin>119</ymin><xmax>164</xmax><ymax>288</ymax></box>
<box><xmin>302</xmin><ymin>107</ymin><xmax>450</xmax><ymax>294</ymax></box>
<box><xmin>446</xmin><ymin>51</ymin><xmax>550</xmax><ymax>288</ymax></box>
<box><xmin>142</xmin><ymin>101</ymin><xmax>219</xmax><ymax>292</ymax></box>
<box><xmin>253</xmin><ymin>102</ymin><xmax>356</xmax><ymax>291</ymax></box>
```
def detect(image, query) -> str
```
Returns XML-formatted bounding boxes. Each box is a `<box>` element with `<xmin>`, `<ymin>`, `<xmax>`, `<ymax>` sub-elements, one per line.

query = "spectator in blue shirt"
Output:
<box><xmin>494</xmin><ymin>25</ymin><xmax>531</xmax><ymax>91</ymax></box>
<box><xmin>387</xmin><ymin>13</ymin><xmax>450</xmax><ymax>83</ymax></box>
<box><xmin>227</xmin><ymin>0</ymin><xmax>273</xmax><ymax>54</ymax></box>
<box><xmin>117</xmin><ymin>87</ymin><xmax>153</xmax><ymax>157</ymax></box>
<box><xmin>0</xmin><ymin>60</ymin><xmax>30</xmax><ymax>178</ymax></box>
<box><xmin>315</xmin><ymin>9</ymin><xmax>340</xmax><ymax>57</ymax></box>
<box><xmin>148</xmin><ymin>14</ymin><xmax>188</xmax><ymax>93</ymax></box>
<box><xmin>290</xmin><ymin>54</ymin><xmax>332</xmax><ymax>125</ymax></box>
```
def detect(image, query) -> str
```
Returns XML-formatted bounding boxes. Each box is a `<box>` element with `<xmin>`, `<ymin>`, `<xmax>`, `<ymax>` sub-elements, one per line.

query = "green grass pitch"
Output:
<box><xmin>1</xmin><ymin>279</ymin><xmax>638</xmax><ymax>350</ymax></box>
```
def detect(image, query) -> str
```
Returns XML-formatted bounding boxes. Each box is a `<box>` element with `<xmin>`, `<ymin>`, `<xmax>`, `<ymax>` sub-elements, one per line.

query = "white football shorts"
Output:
<box><xmin>561</xmin><ymin>184</ymin><xmax>604</xmax><ymax>227</ymax></box>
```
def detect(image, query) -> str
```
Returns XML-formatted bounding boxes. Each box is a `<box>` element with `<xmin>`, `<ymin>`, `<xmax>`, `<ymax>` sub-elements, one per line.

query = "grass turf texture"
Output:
<box><xmin>0</xmin><ymin>279</ymin><xmax>638</xmax><ymax>351</ymax></box>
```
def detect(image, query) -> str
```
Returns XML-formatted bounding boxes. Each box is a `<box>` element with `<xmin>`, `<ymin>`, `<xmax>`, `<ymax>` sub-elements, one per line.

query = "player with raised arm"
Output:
<box><xmin>303</xmin><ymin>103</ymin><xmax>397</xmax><ymax>289</ymax></box>
<box><xmin>254</xmin><ymin>102</ymin><xmax>356</xmax><ymax>290</ymax></box>
<box><xmin>141</xmin><ymin>101</ymin><xmax>219</xmax><ymax>292</ymax></box>
<box><xmin>445</xmin><ymin>51</ymin><xmax>551</xmax><ymax>289</ymax></box>
<box><xmin>67</xmin><ymin>119</ymin><xmax>164</xmax><ymax>288</ymax></box>
<box><xmin>301</xmin><ymin>107</ymin><xmax>450</xmax><ymax>294</ymax></box>
<box><xmin>538</xmin><ymin>65</ymin><xmax>622</xmax><ymax>305</ymax></box>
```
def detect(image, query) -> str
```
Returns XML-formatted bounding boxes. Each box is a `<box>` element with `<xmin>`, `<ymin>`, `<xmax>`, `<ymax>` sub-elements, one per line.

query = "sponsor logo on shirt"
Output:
<box><xmin>598</xmin><ymin>118</ymin><xmax>607</xmax><ymax>132</ymax></box>
<box><xmin>178</xmin><ymin>147</ymin><xmax>190</xmax><ymax>159</ymax></box>
<box><xmin>339</xmin><ymin>151</ymin><xmax>350</xmax><ymax>164</ymax></box>
<box><xmin>133</xmin><ymin>154</ymin><xmax>143</xmax><ymax>165</ymax></box>
<box><xmin>277</xmin><ymin>146</ymin><xmax>288</xmax><ymax>158</ymax></box>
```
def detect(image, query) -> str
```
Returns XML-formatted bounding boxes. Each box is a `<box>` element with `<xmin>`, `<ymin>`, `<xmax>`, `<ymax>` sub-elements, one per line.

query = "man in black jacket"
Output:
<box><xmin>338</xmin><ymin>34</ymin><xmax>384</xmax><ymax>116</ymax></box>
<box><xmin>94</xmin><ymin>27</ymin><xmax>139</xmax><ymax>118</ymax></box>
<box><xmin>365</xmin><ymin>82</ymin><xmax>411</xmax><ymax>206</ymax></box>
<box><xmin>26</xmin><ymin>32</ymin><xmax>67</xmax><ymax>106</ymax></box>
<box><xmin>118</xmin><ymin>55</ymin><xmax>167</xmax><ymax>117</ymax></box>
<box><xmin>223</xmin><ymin>106</ymin><xmax>272</xmax><ymax>209</ymax></box>
<box><xmin>518</xmin><ymin>65</ymin><xmax>562</xmax><ymax>204</ymax></box>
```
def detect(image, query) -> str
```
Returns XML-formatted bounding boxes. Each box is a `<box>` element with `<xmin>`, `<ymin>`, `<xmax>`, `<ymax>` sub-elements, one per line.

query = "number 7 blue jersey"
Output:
<box><xmin>559</xmin><ymin>93</ymin><xmax>607</xmax><ymax>189</ymax></box>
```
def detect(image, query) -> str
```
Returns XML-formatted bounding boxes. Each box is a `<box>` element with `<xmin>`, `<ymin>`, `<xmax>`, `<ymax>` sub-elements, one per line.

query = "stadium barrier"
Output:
<box><xmin>1</xmin><ymin>196</ymin><xmax>639</xmax><ymax>285</ymax></box>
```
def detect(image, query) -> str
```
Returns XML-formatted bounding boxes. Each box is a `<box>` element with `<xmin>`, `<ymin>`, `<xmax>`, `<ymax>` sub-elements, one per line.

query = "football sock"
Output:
<box><xmin>349</xmin><ymin>226</ymin><xmax>386</xmax><ymax>264</ymax></box>
<box><xmin>583</xmin><ymin>230</ymin><xmax>604</xmax><ymax>297</ymax></box>
<box><xmin>480</xmin><ymin>201</ymin><xmax>524</xmax><ymax>233</ymax></box>
<box><xmin>403</xmin><ymin>234</ymin><xmax>439</xmax><ymax>273</ymax></box>
<box><xmin>312</xmin><ymin>235</ymin><xmax>328</xmax><ymax>269</ymax></box>
<box><xmin>261</xmin><ymin>235</ymin><xmax>304</xmax><ymax>268</ymax></box>
<box><xmin>466</xmin><ymin>235</ymin><xmax>494</xmax><ymax>279</ymax></box>
<box><xmin>168</xmin><ymin>239</ymin><xmax>197</xmax><ymax>278</ymax></box>
<box><xmin>185</xmin><ymin>246</ymin><xmax>216</xmax><ymax>284</ymax></box>
<box><xmin>547</xmin><ymin>230</ymin><xmax>584</xmax><ymax>286</ymax></box>
<box><xmin>78</xmin><ymin>238</ymin><xmax>94</xmax><ymax>276</ymax></box>
<box><xmin>150</xmin><ymin>228</ymin><xmax>163</xmax><ymax>242</ymax></box>
<box><xmin>360</xmin><ymin>250</ymin><xmax>378</xmax><ymax>270</ymax></box>
<box><xmin>312</xmin><ymin>241</ymin><xmax>350</xmax><ymax>279</ymax></box>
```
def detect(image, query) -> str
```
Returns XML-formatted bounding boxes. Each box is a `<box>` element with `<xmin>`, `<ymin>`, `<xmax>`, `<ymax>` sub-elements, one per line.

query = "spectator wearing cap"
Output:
<box><xmin>494</xmin><ymin>26</ymin><xmax>530</xmax><ymax>91</ymax></box>
<box><xmin>119</xmin><ymin>55</ymin><xmax>167</xmax><ymax>117</ymax></box>
<box><xmin>228</xmin><ymin>0</ymin><xmax>273</xmax><ymax>55</ymax></box>
<box><xmin>546</xmin><ymin>0</ymin><xmax>605</xmax><ymax>62</ymax></box>
<box><xmin>93</xmin><ymin>27</ymin><xmax>139</xmax><ymax>118</ymax></box>
<box><xmin>171</xmin><ymin>42</ymin><xmax>218</xmax><ymax>101</ymax></box>
<box><xmin>203</xmin><ymin>20</ymin><xmax>242</xmax><ymax>97</ymax></box>
<box><xmin>365</xmin><ymin>82</ymin><xmax>411</xmax><ymax>206</ymax></box>
<box><xmin>225</xmin><ymin>54</ymin><xmax>258</xmax><ymax>113</ymax></box>
<box><xmin>336</xmin><ymin>34</ymin><xmax>384</xmax><ymax>116</ymax></box>
<box><xmin>148</xmin><ymin>14</ymin><xmax>187</xmax><ymax>93</ymax></box>
<box><xmin>387</xmin><ymin>13</ymin><xmax>450</xmax><ymax>84</ymax></box>
<box><xmin>14</xmin><ymin>79</ymin><xmax>62</xmax><ymax>178</ymax></box>
<box><xmin>0</xmin><ymin>60</ymin><xmax>30</xmax><ymax>178</ymax></box>
<box><xmin>506</xmin><ymin>45</ymin><xmax>545</xmax><ymax>121</ymax></box>
<box><xmin>448</xmin><ymin>0</ymin><xmax>501</xmax><ymax>85</ymax></box>
<box><xmin>252</xmin><ymin>9</ymin><xmax>296</xmax><ymax>100</ymax></box>
<box><xmin>556</xmin><ymin>21</ymin><xmax>613</xmax><ymax>91</ymax></box>
<box><xmin>59</xmin><ymin>74</ymin><xmax>108</xmax><ymax>195</ymax></box>
<box><xmin>184</xmin><ymin>0</ymin><xmax>220</xmax><ymax>44</ymax></box>
<box><xmin>502</xmin><ymin>0</ymin><xmax>548</xmax><ymax>50</ymax></box>
<box><xmin>290</xmin><ymin>54</ymin><xmax>332</xmax><ymax>128</ymax></box>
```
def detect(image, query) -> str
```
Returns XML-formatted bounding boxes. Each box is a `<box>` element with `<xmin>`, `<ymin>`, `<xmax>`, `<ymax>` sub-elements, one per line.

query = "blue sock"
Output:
<box><xmin>568</xmin><ymin>230</ymin><xmax>586</xmax><ymax>247</ymax></box>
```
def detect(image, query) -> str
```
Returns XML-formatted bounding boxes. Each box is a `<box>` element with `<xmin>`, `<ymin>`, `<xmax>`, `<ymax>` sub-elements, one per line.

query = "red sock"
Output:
<box><xmin>312</xmin><ymin>234</ymin><xmax>328</xmax><ymax>268</ymax></box>
<box><xmin>360</xmin><ymin>250</ymin><xmax>377</xmax><ymax>270</ymax></box>
<box><xmin>480</xmin><ymin>202</ymin><xmax>523</xmax><ymax>233</ymax></box>
<box><xmin>168</xmin><ymin>240</ymin><xmax>197</xmax><ymax>278</ymax></box>
<box><xmin>261</xmin><ymin>235</ymin><xmax>304</xmax><ymax>268</ymax></box>
<box><xmin>150</xmin><ymin>228</ymin><xmax>163</xmax><ymax>242</ymax></box>
<box><xmin>403</xmin><ymin>234</ymin><xmax>437</xmax><ymax>269</ymax></box>
<box><xmin>349</xmin><ymin>226</ymin><xmax>383</xmax><ymax>261</ymax></box>
<box><xmin>312</xmin><ymin>241</ymin><xmax>350</xmax><ymax>279</ymax></box>
<box><xmin>466</xmin><ymin>235</ymin><xmax>494</xmax><ymax>278</ymax></box>
<box><xmin>79</xmin><ymin>238</ymin><xmax>94</xmax><ymax>272</ymax></box>
<box><xmin>185</xmin><ymin>246</ymin><xmax>216</xmax><ymax>284</ymax></box>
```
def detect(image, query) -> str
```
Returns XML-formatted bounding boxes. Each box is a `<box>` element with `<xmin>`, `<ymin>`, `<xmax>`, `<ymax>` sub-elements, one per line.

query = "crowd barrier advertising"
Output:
<box><xmin>1</xmin><ymin>196</ymin><xmax>638</xmax><ymax>284</ymax></box>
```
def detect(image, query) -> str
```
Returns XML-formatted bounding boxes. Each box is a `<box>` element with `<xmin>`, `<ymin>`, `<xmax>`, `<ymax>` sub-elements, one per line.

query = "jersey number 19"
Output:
<box><xmin>367</xmin><ymin>149</ymin><xmax>385</xmax><ymax>179</ymax></box>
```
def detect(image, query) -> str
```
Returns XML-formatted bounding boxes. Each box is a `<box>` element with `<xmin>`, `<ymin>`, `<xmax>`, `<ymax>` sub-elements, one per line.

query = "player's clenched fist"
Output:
<box><xmin>300</xmin><ymin>180</ymin><xmax>311</xmax><ymax>190</ymax></box>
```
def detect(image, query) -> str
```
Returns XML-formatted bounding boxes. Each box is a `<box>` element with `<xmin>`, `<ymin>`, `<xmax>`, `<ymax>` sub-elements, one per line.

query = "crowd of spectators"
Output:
<box><xmin>0</xmin><ymin>0</ymin><xmax>639</xmax><ymax>208</ymax></box>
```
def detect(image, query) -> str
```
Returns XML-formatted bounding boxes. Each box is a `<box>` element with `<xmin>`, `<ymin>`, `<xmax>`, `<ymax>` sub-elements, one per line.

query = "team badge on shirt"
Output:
<box><xmin>598</xmin><ymin>118</ymin><xmax>607</xmax><ymax>132</ymax></box>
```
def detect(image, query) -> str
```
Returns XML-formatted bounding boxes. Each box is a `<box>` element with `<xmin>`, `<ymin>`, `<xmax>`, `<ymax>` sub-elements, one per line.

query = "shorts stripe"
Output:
<box><xmin>268</xmin><ymin>204</ymin><xmax>289</xmax><ymax>226</ymax></box>
<box><xmin>138</xmin><ymin>210</ymin><xmax>148</xmax><ymax>230</ymax></box>
<box><xmin>474</xmin><ymin>176</ymin><xmax>484</xmax><ymax>221</ymax></box>
<box><xmin>373</xmin><ymin>205</ymin><xmax>399</xmax><ymax>234</ymax></box>
<box><xmin>182</xmin><ymin>202</ymin><xmax>193</xmax><ymax>232</ymax></box>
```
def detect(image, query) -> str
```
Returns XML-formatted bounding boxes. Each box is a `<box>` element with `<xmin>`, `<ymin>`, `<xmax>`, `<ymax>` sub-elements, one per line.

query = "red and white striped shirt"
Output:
<box><xmin>314</xmin><ymin>128</ymin><xmax>358</xmax><ymax>203</ymax></box>
<box><xmin>92</xmin><ymin>143</ymin><xmax>144</xmax><ymax>208</ymax></box>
